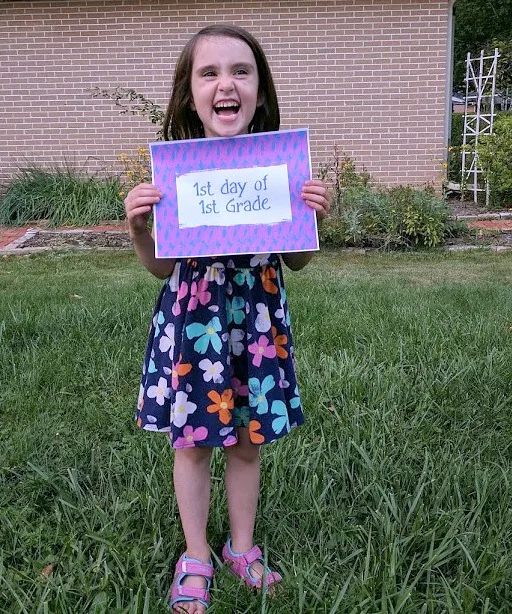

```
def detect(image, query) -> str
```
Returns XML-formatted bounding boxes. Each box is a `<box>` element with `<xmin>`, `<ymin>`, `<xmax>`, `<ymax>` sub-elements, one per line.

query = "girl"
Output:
<box><xmin>125</xmin><ymin>24</ymin><xmax>330</xmax><ymax>613</ymax></box>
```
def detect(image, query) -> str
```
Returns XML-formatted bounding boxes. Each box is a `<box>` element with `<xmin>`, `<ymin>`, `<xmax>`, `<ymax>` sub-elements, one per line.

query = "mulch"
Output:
<box><xmin>2</xmin><ymin>201</ymin><xmax>512</xmax><ymax>253</ymax></box>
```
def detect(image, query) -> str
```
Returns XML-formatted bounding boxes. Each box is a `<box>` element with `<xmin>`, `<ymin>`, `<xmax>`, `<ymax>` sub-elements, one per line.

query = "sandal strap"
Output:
<box><xmin>175</xmin><ymin>585</ymin><xmax>210</xmax><ymax>601</ymax></box>
<box><xmin>239</xmin><ymin>545</ymin><xmax>263</xmax><ymax>566</ymax></box>
<box><xmin>180</xmin><ymin>559</ymin><xmax>214</xmax><ymax>578</ymax></box>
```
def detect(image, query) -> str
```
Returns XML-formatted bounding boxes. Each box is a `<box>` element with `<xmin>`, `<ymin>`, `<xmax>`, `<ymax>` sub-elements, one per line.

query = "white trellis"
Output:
<box><xmin>461</xmin><ymin>48</ymin><xmax>500</xmax><ymax>205</ymax></box>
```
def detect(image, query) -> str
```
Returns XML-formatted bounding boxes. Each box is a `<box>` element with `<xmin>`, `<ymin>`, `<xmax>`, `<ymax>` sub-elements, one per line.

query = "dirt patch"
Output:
<box><xmin>445</xmin><ymin>231</ymin><xmax>512</xmax><ymax>248</ymax></box>
<box><xmin>447</xmin><ymin>198</ymin><xmax>491</xmax><ymax>218</ymax></box>
<box><xmin>20</xmin><ymin>231</ymin><xmax>132</xmax><ymax>250</ymax></box>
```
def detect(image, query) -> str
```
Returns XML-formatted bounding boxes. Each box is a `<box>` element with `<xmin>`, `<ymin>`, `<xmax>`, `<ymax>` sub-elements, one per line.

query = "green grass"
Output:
<box><xmin>1</xmin><ymin>249</ymin><xmax>512</xmax><ymax>613</ymax></box>
<box><xmin>0</xmin><ymin>163</ymin><xmax>124</xmax><ymax>227</ymax></box>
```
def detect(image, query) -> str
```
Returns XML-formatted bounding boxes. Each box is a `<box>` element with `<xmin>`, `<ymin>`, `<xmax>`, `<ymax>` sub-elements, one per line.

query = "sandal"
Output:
<box><xmin>222</xmin><ymin>536</ymin><xmax>282</xmax><ymax>590</ymax></box>
<box><xmin>168</xmin><ymin>552</ymin><xmax>214</xmax><ymax>611</ymax></box>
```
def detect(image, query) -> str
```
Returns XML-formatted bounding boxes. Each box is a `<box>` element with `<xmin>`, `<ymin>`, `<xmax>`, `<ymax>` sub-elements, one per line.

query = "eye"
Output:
<box><xmin>234</xmin><ymin>68</ymin><xmax>249</xmax><ymax>76</ymax></box>
<box><xmin>202</xmin><ymin>70</ymin><xmax>216</xmax><ymax>77</ymax></box>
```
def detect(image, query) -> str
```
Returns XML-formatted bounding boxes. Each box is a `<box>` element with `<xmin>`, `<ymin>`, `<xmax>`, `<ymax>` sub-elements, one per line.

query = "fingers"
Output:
<box><xmin>124</xmin><ymin>183</ymin><xmax>162</xmax><ymax>235</ymax></box>
<box><xmin>124</xmin><ymin>184</ymin><xmax>161</xmax><ymax>214</ymax></box>
<box><xmin>301</xmin><ymin>179</ymin><xmax>331</xmax><ymax>220</ymax></box>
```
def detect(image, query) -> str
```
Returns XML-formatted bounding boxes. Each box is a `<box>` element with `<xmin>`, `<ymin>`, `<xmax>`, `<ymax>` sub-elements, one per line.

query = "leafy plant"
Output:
<box><xmin>91</xmin><ymin>87</ymin><xmax>165</xmax><ymax>139</ymax></box>
<box><xmin>448</xmin><ymin>113</ymin><xmax>465</xmax><ymax>184</ymax></box>
<box><xmin>0</xmin><ymin>161</ymin><xmax>124</xmax><ymax>227</ymax></box>
<box><xmin>477</xmin><ymin>113</ymin><xmax>512</xmax><ymax>207</ymax></box>
<box><xmin>318</xmin><ymin>149</ymin><xmax>451</xmax><ymax>249</ymax></box>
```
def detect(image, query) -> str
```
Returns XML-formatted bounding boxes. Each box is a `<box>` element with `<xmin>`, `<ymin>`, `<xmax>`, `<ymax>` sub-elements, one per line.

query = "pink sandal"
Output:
<box><xmin>168</xmin><ymin>553</ymin><xmax>214</xmax><ymax>611</ymax></box>
<box><xmin>222</xmin><ymin>536</ymin><xmax>282</xmax><ymax>590</ymax></box>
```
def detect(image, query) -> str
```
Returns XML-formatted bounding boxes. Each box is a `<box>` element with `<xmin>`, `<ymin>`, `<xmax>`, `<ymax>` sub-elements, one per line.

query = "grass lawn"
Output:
<box><xmin>1</xmin><ymin>249</ymin><xmax>512</xmax><ymax>613</ymax></box>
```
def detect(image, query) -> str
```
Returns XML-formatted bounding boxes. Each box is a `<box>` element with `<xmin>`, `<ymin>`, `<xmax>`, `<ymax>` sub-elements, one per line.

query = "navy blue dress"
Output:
<box><xmin>136</xmin><ymin>253</ymin><xmax>304</xmax><ymax>448</ymax></box>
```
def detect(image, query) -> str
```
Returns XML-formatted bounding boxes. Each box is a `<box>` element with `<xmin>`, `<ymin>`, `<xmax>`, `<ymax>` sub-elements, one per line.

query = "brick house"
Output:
<box><xmin>1</xmin><ymin>0</ymin><xmax>456</xmax><ymax>187</ymax></box>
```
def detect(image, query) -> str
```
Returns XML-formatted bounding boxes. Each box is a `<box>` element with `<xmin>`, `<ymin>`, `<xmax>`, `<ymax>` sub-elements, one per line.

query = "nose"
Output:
<box><xmin>218</xmin><ymin>73</ymin><xmax>234</xmax><ymax>92</ymax></box>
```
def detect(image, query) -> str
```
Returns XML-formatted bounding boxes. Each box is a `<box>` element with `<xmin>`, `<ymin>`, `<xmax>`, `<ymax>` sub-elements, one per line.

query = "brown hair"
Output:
<box><xmin>163</xmin><ymin>24</ymin><xmax>280</xmax><ymax>140</ymax></box>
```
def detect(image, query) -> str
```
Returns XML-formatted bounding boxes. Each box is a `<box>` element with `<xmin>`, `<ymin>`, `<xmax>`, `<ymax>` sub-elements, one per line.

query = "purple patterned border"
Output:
<box><xmin>151</xmin><ymin>129</ymin><xmax>318</xmax><ymax>258</ymax></box>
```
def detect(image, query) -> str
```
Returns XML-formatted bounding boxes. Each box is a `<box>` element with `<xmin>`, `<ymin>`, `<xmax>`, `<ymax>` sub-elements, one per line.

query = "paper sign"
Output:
<box><xmin>176</xmin><ymin>164</ymin><xmax>292</xmax><ymax>229</ymax></box>
<box><xmin>150</xmin><ymin>129</ymin><xmax>318</xmax><ymax>259</ymax></box>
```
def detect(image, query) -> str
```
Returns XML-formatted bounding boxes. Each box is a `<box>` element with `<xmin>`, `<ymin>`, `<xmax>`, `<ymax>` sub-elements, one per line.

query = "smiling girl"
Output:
<box><xmin>124</xmin><ymin>25</ymin><xmax>330</xmax><ymax>613</ymax></box>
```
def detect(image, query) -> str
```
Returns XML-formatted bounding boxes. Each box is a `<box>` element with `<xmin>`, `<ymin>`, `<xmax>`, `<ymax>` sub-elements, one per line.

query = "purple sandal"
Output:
<box><xmin>168</xmin><ymin>553</ymin><xmax>214</xmax><ymax>611</ymax></box>
<box><xmin>222</xmin><ymin>536</ymin><xmax>282</xmax><ymax>590</ymax></box>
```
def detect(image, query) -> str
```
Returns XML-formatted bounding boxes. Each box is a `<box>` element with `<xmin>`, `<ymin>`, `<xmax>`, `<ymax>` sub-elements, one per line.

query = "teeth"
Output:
<box><xmin>215</xmin><ymin>101</ymin><xmax>239</xmax><ymax>109</ymax></box>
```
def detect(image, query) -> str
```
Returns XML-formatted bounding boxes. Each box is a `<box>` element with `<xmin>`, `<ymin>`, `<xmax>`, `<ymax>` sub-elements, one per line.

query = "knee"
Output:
<box><xmin>175</xmin><ymin>446</ymin><xmax>212</xmax><ymax>467</ymax></box>
<box><xmin>225</xmin><ymin>440</ymin><xmax>260</xmax><ymax>465</ymax></box>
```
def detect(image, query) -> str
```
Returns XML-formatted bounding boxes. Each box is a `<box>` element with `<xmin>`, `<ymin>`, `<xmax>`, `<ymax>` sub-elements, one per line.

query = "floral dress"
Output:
<box><xmin>136</xmin><ymin>253</ymin><xmax>304</xmax><ymax>448</ymax></box>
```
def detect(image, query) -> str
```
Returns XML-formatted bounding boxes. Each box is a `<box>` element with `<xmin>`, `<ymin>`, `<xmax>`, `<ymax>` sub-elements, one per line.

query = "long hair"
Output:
<box><xmin>163</xmin><ymin>24</ymin><xmax>280</xmax><ymax>140</ymax></box>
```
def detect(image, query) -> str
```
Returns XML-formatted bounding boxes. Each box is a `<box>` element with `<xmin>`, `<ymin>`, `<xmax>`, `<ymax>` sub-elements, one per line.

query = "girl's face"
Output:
<box><xmin>190</xmin><ymin>35</ymin><xmax>262</xmax><ymax>138</ymax></box>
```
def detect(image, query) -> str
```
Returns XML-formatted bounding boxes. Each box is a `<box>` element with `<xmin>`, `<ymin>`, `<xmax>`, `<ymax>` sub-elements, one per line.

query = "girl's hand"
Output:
<box><xmin>124</xmin><ymin>183</ymin><xmax>162</xmax><ymax>238</ymax></box>
<box><xmin>301</xmin><ymin>179</ymin><xmax>330</xmax><ymax>220</ymax></box>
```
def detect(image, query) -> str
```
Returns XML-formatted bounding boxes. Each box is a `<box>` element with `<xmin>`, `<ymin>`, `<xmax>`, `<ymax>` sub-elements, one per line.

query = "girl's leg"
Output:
<box><xmin>224</xmin><ymin>429</ymin><xmax>268</xmax><ymax>581</ymax></box>
<box><xmin>224</xmin><ymin>428</ymin><xmax>260</xmax><ymax>552</ymax></box>
<box><xmin>224</xmin><ymin>433</ymin><xmax>281</xmax><ymax>592</ymax></box>
<box><xmin>172</xmin><ymin>446</ymin><xmax>212</xmax><ymax>614</ymax></box>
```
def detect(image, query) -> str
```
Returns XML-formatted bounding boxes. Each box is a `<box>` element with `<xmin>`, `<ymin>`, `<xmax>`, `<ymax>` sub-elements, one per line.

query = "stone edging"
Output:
<box><xmin>1</xmin><ymin>225</ymin><xmax>512</xmax><ymax>256</ymax></box>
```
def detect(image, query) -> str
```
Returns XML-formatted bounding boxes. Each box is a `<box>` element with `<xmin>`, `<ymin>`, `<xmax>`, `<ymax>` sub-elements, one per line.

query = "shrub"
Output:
<box><xmin>319</xmin><ymin>150</ymin><xmax>451</xmax><ymax>249</ymax></box>
<box><xmin>477</xmin><ymin>113</ymin><xmax>512</xmax><ymax>208</ymax></box>
<box><xmin>0</xmin><ymin>162</ymin><xmax>124</xmax><ymax>227</ymax></box>
<box><xmin>448</xmin><ymin>113</ymin><xmax>464</xmax><ymax>184</ymax></box>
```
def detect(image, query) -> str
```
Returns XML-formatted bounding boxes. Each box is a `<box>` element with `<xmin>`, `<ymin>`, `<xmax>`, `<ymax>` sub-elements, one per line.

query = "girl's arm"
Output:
<box><xmin>281</xmin><ymin>179</ymin><xmax>330</xmax><ymax>271</ymax></box>
<box><xmin>124</xmin><ymin>183</ymin><xmax>176</xmax><ymax>279</ymax></box>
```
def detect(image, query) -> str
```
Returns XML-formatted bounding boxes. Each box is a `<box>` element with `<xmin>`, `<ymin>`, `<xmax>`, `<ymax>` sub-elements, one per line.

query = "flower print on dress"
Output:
<box><xmin>188</xmin><ymin>278</ymin><xmax>211</xmax><ymax>311</ymax></box>
<box><xmin>249</xmin><ymin>419</ymin><xmax>265</xmax><ymax>444</ymax></box>
<box><xmin>207</xmin><ymin>389</ymin><xmax>234</xmax><ymax>425</ymax></box>
<box><xmin>147</xmin><ymin>376</ymin><xmax>171</xmax><ymax>406</ymax></box>
<box><xmin>255</xmin><ymin>303</ymin><xmax>271</xmax><ymax>332</ymax></box>
<box><xmin>278</xmin><ymin>367</ymin><xmax>290</xmax><ymax>389</ymax></box>
<box><xmin>137</xmin><ymin>253</ymin><xmax>304</xmax><ymax>446</ymax></box>
<box><xmin>171</xmin><ymin>391</ymin><xmax>197</xmax><ymax>428</ymax></box>
<box><xmin>250</xmin><ymin>254</ymin><xmax>270</xmax><ymax>267</ymax></box>
<box><xmin>248</xmin><ymin>334</ymin><xmax>277</xmax><ymax>367</ymax></box>
<box><xmin>172</xmin><ymin>281</ymin><xmax>189</xmax><ymax>316</ymax></box>
<box><xmin>226</xmin><ymin>296</ymin><xmax>246</xmax><ymax>325</ymax></box>
<box><xmin>159</xmin><ymin>323</ymin><xmax>175</xmax><ymax>360</ymax></box>
<box><xmin>234</xmin><ymin>406</ymin><xmax>250</xmax><ymax>427</ymax></box>
<box><xmin>143</xmin><ymin>414</ymin><xmax>159</xmax><ymax>431</ymax></box>
<box><xmin>290</xmin><ymin>385</ymin><xmax>301</xmax><ymax>409</ymax></box>
<box><xmin>186</xmin><ymin>316</ymin><xmax>222</xmax><ymax>354</ymax></box>
<box><xmin>229</xmin><ymin>328</ymin><xmax>245</xmax><ymax>356</ymax></box>
<box><xmin>174</xmin><ymin>425</ymin><xmax>208</xmax><ymax>448</ymax></box>
<box><xmin>261</xmin><ymin>266</ymin><xmax>278</xmax><ymax>294</ymax></box>
<box><xmin>219</xmin><ymin>426</ymin><xmax>237</xmax><ymax>447</ymax></box>
<box><xmin>167</xmin><ymin>261</ymin><xmax>181</xmax><ymax>291</ymax></box>
<box><xmin>248</xmin><ymin>374</ymin><xmax>276</xmax><ymax>414</ymax></box>
<box><xmin>271</xmin><ymin>400</ymin><xmax>290</xmax><ymax>435</ymax></box>
<box><xmin>232</xmin><ymin>376</ymin><xmax>249</xmax><ymax>399</ymax></box>
<box><xmin>153</xmin><ymin>311</ymin><xmax>165</xmax><ymax>337</ymax></box>
<box><xmin>205</xmin><ymin>263</ymin><xmax>225</xmax><ymax>285</ymax></box>
<box><xmin>271</xmin><ymin>326</ymin><xmax>288</xmax><ymax>359</ymax></box>
<box><xmin>233</xmin><ymin>267</ymin><xmax>255</xmax><ymax>289</ymax></box>
<box><xmin>170</xmin><ymin>354</ymin><xmax>193</xmax><ymax>390</ymax></box>
<box><xmin>199</xmin><ymin>358</ymin><xmax>224</xmax><ymax>384</ymax></box>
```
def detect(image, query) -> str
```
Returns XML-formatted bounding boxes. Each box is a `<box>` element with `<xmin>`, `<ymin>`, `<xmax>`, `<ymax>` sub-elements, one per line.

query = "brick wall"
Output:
<box><xmin>1</xmin><ymin>0</ymin><xmax>452</xmax><ymax>186</ymax></box>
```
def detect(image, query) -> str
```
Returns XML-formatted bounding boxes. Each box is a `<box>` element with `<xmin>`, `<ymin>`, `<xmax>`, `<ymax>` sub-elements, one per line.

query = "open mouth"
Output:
<box><xmin>214</xmin><ymin>101</ymin><xmax>240</xmax><ymax>117</ymax></box>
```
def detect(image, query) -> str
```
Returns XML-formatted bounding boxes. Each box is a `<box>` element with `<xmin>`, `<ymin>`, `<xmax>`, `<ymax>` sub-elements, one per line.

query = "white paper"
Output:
<box><xmin>175</xmin><ymin>164</ymin><xmax>292</xmax><ymax>229</ymax></box>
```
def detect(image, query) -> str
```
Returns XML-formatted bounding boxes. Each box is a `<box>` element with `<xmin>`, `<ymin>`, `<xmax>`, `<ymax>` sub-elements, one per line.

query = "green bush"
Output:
<box><xmin>477</xmin><ymin>113</ymin><xmax>512</xmax><ymax>208</ymax></box>
<box><xmin>0</xmin><ymin>163</ymin><xmax>125</xmax><ymax>227</ymax></box>
<box><xmin>319</xmin><ymin>151</ymin><xmax>451</xmax><ymax>249</ymax></box>
<box><xmin>448</xmin><ymin>113</ymin><xmax>464</xmax><ymax>184</ymax></box>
